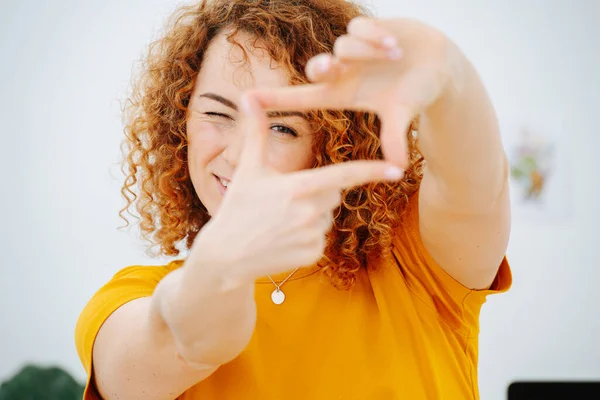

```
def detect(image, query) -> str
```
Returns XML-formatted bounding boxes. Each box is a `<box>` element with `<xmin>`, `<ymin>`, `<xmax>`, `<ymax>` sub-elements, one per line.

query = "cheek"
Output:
<box><xmin>267</xmin><ymin>139</ymin><xmax>315</xmax><ymax>173</ymax></box>
<box><xmin>187</xmin><ymin>121</ymin><xmax>224</xmax><ymax>175</ymax></box>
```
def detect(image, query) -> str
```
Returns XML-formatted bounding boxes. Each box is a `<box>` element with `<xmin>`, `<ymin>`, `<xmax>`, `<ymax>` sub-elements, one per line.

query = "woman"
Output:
<box><xmin>75</xmin><ymin>0</ymin><xmax>512</xmax><ymax>399</ymax></box>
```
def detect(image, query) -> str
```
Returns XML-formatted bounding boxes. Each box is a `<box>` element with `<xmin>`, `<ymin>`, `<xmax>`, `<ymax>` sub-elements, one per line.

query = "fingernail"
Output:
<box><xmin>318</xmin><ymin>57</ymin><xmax>331</xmax><ymax>73</ymax></box>
<box><xmin>385</xmin><ymin>166</ymin><xmax>404</xmax><ymax>180</ymax></box>
<box><xmin>382</xmin><ymin>35</ymin><xmax>397</xmax><ymax>49</ymax></box>
<box><xmin>388</xmin><ymin>48</ymin><xmax>403</xmax><ymax>60</ymax></box>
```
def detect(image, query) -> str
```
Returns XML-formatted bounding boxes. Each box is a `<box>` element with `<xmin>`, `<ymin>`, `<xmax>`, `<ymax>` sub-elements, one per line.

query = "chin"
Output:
<box><xmin>204</xmin><ymin>192</ymin><xmax>222</xmax><ymax>217</ymax></box>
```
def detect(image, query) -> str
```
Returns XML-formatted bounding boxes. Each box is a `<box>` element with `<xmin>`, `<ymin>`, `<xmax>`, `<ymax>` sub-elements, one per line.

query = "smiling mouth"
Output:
<box><xmin>214</xmin><ymin>174</ymin><xmax>230</xmax><ymax>193</ymax></box>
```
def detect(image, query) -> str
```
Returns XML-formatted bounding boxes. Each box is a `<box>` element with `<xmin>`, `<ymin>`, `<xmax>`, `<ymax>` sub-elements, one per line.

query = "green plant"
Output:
<box><xmin>0</xmin><ymin>364</ymin><xmax>84</xmax><ymax>400</ymax></box>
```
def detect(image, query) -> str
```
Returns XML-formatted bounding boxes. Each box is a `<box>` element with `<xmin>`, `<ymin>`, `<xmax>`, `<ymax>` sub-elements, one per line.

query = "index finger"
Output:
<box><xmin>250</xmin><ymin>84</ymin><xmax>346</xmax><ymax>112</ymax></box>
<box><xmin>347</xmin><ymin>16</ymin><xmax>399</xmax><ymax>49</ymax></box>
<box><xmin>238</xmin><ymin>93</ymin><xmax>270</xmax><ymax>167</ymax></box>
<box><xmin>292</xmin><ymin>161</ymin><xmax>404</xmax><ymax>194</ymax></box>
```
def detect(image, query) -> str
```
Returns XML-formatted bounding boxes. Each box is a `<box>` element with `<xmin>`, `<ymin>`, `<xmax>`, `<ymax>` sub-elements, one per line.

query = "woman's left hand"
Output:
<box><xmin>252</xmin><ymin>17</ymin><xmax>467</xmax><ymax>169</ymax></box>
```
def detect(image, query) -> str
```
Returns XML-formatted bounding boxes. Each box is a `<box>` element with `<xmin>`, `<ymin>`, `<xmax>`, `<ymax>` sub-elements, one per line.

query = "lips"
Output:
<box><xmin>213</xmin><ymin>174</ymin><xmax>230</xmax><ymax>195</ymax></box>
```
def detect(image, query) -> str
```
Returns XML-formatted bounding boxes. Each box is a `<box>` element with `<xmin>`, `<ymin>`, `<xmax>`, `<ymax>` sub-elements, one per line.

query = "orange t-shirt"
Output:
<box><xmin>75</xmin><ymin>195</ymin><xmax>511</xmax><ymax>399</ymax></box>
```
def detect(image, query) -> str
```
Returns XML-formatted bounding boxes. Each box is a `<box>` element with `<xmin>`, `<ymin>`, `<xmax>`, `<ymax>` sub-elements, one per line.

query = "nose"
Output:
<box><xmin>220</xmin><ymin>124</ymin><xmax>244</xmax><ymax>169</ymax></box>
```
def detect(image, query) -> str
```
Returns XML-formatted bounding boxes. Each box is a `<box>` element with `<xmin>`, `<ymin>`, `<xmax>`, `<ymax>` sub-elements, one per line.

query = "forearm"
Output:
<box><xmin>92</xmin><ymin>227</ymin><xmax>259</xmax><ymax>400</ymax></box>
<box><xmin>93</xmin><ymin>297</ymin><xmax>218</xmax><ymax>400</ymax></box>
<box><xmin>151</xmin><ymin>236</ymin><xmax>257</xmax><ymax>367</ymax></box>
<box><xmin>418</xmin><ymin>41</ymin><xmax>508</xmax><ymax>211</ymax></box>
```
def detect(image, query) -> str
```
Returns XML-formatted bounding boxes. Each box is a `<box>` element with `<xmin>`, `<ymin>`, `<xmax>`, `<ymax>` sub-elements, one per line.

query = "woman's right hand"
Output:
<box><xmin>196</xmin><ymin>93</ymin><xmax>404</xmax><ymax>284</ymax></box>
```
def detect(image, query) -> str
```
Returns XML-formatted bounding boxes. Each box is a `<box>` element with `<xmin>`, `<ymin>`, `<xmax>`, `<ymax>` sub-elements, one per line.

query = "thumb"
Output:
<box><xmin>379</xmin><ymin>106</ymin><xmax>412</xmax><ymax>169</ymax></box>
<box><xmin>238</xmin><ymin>92</ymin><xmax>269</xmax><ymax>168</ymax></box>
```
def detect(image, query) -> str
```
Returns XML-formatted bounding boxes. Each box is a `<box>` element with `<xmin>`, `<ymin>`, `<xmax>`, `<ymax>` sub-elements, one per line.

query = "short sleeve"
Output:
<box><xmin>74</xmin><ymin>260</ymin><xmax>184</xmax><ymax>399</ymax></box>
<box><xmin>391</xmin><ymin>192</ymin><xmax>512</xmax><ymax>332</ymax></box>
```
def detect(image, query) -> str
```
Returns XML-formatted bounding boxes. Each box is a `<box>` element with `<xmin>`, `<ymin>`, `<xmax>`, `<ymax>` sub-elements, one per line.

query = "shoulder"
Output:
<box><xmin>110</xmin><ymin>259</ymin><xmax>185</xmax><ymax>283</ymax></box>
<box><xmin>75</xmin><ymin>259</ymin><xmax>186</xmax><ymax>364</ymax></box>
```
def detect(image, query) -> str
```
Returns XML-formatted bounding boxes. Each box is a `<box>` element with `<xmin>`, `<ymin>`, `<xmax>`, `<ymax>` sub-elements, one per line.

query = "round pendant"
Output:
<box><xmin>271</xmin><ymin>288</ymin><xmax>285</xmax><ymax>305</ymax></box>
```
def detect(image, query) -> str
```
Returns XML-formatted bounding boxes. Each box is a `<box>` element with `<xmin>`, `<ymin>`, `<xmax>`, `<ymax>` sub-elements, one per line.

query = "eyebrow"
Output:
<box><xmin>198</xmin><ymin>92</ymin><xmax>307</xmax><ymax>119</ymax></box>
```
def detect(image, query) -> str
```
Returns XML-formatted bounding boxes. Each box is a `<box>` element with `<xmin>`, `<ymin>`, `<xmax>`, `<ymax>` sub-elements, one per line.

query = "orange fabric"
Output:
<box><xmin>75</xmin><ymin>194</ymin><xmax>511</xmax><ymax>399</ymax></box>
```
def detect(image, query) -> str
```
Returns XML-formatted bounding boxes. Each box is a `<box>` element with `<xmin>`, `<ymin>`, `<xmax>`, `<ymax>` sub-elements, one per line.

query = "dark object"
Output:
<box><xmin>508</xmin><ymin>381</ymin><xmax>600</xmax><ymax>399</ymax></box>
<box><xmin>0</xmin><ymin>365</ymin><xmax>85</xmax><ymax>400</ymax></box>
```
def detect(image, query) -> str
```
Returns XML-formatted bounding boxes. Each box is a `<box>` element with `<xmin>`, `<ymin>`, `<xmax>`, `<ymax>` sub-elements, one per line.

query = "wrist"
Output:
<box><xmin>187</xmin><ymin>220</ymin><xmax>255</xmax><ymax>292</ymax></box>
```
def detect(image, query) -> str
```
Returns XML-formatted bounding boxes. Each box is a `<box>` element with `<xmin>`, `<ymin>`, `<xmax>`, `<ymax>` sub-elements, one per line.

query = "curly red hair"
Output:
<box><xmin>120</xmin><ymin>0</ymin><xmax>424</xmax><ymax>289</ymax></box>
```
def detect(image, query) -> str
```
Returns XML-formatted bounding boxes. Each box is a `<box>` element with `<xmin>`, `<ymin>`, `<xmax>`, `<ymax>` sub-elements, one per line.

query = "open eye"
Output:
<box><xmin>270</xmin><ymin>124</ymin><xmax>298</xmax><ymax>137</ymax></box>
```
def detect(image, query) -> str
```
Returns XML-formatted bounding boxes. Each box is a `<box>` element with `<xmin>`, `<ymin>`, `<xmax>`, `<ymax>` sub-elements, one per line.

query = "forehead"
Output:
<box><xmin>196</xmin><ymin>30</ymin><xmax>290</xmax><ymax>92</ymax></box>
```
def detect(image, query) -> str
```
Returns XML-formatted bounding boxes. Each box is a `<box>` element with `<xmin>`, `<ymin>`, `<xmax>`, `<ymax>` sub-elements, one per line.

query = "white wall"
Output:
<box><xmin>1</xmin><ymin>1</ymin><xmax>598</xmax><ymax>399</ymax></box>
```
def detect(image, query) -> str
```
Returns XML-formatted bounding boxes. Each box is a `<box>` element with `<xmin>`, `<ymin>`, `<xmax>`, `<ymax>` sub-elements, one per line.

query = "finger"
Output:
<box><xmin>238</xmin><ymin>93</ymin><xmax>269</xmax><ymax>167</ymax></box>
<box><xmin>380</xmin><ymin>105</ymin><xmax>412</xmax><ymax>169</ymax></box>
<box><xmin>293</xmin><ymin>161</ymin><xmax>404</xmax><ymax>194</ymax></box>
<box><xmin>251</xmin><ymin>84</ymin><xmax>344</xmax><ymax>112</ymax></box>
<box><xmin>347</xmin><ymin>16</ymin><xmax>400</xmax><ymax>50</ymax></box>
<box><xmin>305</xmin><ymin>53</ymin><xmax>343</xmax><ymax>83</ymax></box>
<box><xmin>379</xmin><ymin>68</ymin><xmax>447</xmax><ymax>168</ymax></box>
<box><xmin>334</xmin><ymin>34</ymin><xmax>402</xmax><ymax>61</ymax></box>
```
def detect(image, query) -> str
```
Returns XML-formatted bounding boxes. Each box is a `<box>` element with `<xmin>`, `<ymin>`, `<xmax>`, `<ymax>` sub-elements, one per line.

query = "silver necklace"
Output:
<box><xmin>267</xmin><ymin>267</ymin><xmax>301</xmax><ymax>305</ymax></box>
